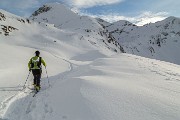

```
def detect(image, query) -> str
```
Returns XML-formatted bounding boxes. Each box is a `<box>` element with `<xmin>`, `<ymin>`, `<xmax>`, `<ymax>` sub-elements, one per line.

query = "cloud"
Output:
<box><xmin>134</xmin><ymin>12</ymin><xmax>168</xmax><ymax>26</ymax></box>
<box><xmin>67</xmin><ymin>0</ymin><xmax>124</xmax><ymax>8</ymax></box>
<box><xmin>80</xmin><ymin>11</ymin><xmax>168</xmax><ymax>26</ymax></box>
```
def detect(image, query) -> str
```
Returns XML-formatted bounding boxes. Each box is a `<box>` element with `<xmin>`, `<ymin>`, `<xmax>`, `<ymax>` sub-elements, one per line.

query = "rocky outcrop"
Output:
<box><xmin>1</xmin><ymin>25</ymin><xmax>18</xmax><ymax>36</ymax></box>
<box><xmin>0</xmin><ymin>12</ymin><xmax>6</xmax><ymax>21</ymax></box>
<box><xmin>31</xmin><ymin>5</ymin><xmax>52</xmax><ymax>17</ymax></box>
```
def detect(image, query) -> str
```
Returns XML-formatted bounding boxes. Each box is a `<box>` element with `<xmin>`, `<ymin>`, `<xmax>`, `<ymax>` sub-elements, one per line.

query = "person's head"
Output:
<box><xmin>35</xmin><ymin>50</ymin><xmax>40</xmax><ymax>56</ymax></box>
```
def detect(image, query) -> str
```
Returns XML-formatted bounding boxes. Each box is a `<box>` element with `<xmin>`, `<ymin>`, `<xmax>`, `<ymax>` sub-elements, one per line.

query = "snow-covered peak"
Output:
<box><xmin>31</xmin><ymin>2</ymin><xmax>71</xmax><ymax>17</ymax></box>
<box><xmin>103</xmin><ymin>20</ymin><xmax>137</xmax><ymax>33</ymax></box>
<box><xmin>96</xmin><ymin>18</ymin><xmax>111</xmax><ymax>27</ymax></box>
<box><xmin>29</xmin><ymin>3</ymin><xmax>124</xmax><ymax>53</ymax></box>
<box><xmin>99</xmin><ymin>16</ymin><xmax>180</xmax><ymax>64</ymax></box>
<box><xmin>30</xmin><ymin>3</ymin><xmax>79</xmax><ymax>26</ymax></box>
<box><xmin>148</xmin><ymin>16</ymin><xmax>180</xmax><ymax>27</ymax></box>
<box><xmin>31</xmin><ymin>5</ymin><xmax>52</xmax><ymax>17</ymax></box>
<box><xmin>161</xmin><ymin>16</ymin><xmax>180</xmax><ymax>23</ymax></box>
<box><xmin>112</xmin><ymin>20</ymin><xmax>136</xmax><ymax>27</ymax></box>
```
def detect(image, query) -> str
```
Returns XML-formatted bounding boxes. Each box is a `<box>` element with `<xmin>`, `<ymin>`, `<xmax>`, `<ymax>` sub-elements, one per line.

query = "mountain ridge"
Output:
<box><xmin>98</xmin><ymin>15</ymin><xmax>180</xmax><ymax>64</ymax></box>
<box><xmin>1</xmin><ymin>2</ymin><xmax>180</xmax><ymax>64</ymax></box>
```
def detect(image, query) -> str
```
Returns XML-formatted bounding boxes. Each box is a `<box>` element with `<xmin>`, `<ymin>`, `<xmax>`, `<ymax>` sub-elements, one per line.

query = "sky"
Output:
<box><xmin>0</xmin><ymin>0</ymin><xmax>179</xmax><ymax>25</ymax></box>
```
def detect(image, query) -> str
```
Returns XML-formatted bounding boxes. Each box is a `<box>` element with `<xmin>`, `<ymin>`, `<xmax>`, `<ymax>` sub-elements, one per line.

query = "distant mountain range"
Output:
<box><xmin>1</xmin><ymin>3</ymin><xmax>180</xmax><ymax>64</ymax></box>
<box><xmin>97</xmin><ymin>16</ymin><xmax>180</xmax><ymax>64</ymax></box>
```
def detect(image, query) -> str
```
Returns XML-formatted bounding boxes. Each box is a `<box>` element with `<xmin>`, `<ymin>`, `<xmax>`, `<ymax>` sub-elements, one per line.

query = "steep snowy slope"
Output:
<box><xmin>30</xmin><ymin>3</ymin><xmax>124</xmax><ymax>53</ymax></box>
<box><xmin>98</xmin><ymin>17</ymin><xmax>180</xmax><ymax>65</ymax></box>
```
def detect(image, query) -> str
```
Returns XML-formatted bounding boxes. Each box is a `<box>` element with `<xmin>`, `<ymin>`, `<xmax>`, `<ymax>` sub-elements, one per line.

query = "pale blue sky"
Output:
<box><xmin>0</xmin><ymin>0</ymin><xmax>179</xmax><ymax>25</ymax></box>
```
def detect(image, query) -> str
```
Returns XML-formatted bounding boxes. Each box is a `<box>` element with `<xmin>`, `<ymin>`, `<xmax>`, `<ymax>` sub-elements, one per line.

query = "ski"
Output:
<box><xmin>32</xmin><ymin>87</ymin><xmax>40</xmax><ymax>97</ymax></box>
<box><xmin>32</xmin><ymin>90</ymin><xmax>38</xmax><ymax>97</ymax></box>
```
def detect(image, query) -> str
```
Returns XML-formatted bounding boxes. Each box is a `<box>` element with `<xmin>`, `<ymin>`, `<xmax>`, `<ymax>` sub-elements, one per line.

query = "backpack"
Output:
<box><xmin>30</xmin><ymin>57</ymin><xmax>42</xmax><ymax>69</ymax></box>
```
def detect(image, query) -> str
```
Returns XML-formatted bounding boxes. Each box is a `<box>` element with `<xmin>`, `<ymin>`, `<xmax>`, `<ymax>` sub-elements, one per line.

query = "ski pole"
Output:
<box><xmin>45</xmin><ymin>67</ymin><xmax>50</xmax><ymax>87</ymax></box>
<box><xmin>23</xmin><ymin>71</ymin><xmax>31</xmax><ymax>89</ymax></box>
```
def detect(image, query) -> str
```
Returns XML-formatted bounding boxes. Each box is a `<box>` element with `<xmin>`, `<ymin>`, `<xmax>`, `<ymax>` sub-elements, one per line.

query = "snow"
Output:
<box><xmin>101</xmin><ymin>16</ymin><xmax>180</xmax><ymax>65</ymax></box>
<box><xmin>0</xmin><ymin>3</ymin><xmax>180</xmax><ymax>120</ymax></box>
<box><xmin>30</xmin><ymin>3</ymin><xmax>79</xmax><ymax>27</ymax></box>
<box><xmin>1</xmin><ymin>53</ymin><xmax>180</xmax><ymax>120</ymax></box>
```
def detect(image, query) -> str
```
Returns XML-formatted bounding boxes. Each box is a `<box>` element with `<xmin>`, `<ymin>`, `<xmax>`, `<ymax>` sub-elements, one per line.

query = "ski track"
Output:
<box><xmin>134</xmin><ymin>56</ymin><xmax>180</xmax><ymax>82</ymax></box>
<box><xmin>0</xmin><ymin>51</ymin><xmax>74</xmax><ymax>120</ymax></box>
<box><xmin>131</xmin><ymin>55</ymin><xmax>180</xmax><ymax>94</ymax></box>
<box><xmin>1</xmin><ymin>53</ymin><xmax>180</xmax><ymax>120</ymax></box>
<box><xmin>0</xmin><ymin>94</ymin><xmax>17</xmax><ymax>117</ymax></box>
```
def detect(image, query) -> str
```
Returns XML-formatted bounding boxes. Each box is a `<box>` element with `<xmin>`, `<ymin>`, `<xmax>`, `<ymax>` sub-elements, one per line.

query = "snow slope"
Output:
<box><xmin>0</xmin><ymin>4</ymin><xmax>119</xmax><ymax>118</ymax></box>
<box><xmin>0</xmin><ymin>9</ymin><xmax>72</xmax><ymax>116</ymax></box>
<box><xmin>0</xmin><ymin>3</ymin><xmax>180</xmax><ymax>120</ymax></box>
<box><xmin>1</xmin><ymin>53</ymin><xmax>180</xmax><ymax>120</ymax></box>
<box><xmin>30</xmin><ymin>3</ymin><xmax>124</xmax><ymax>53</ymax></box>
<box><xmin>98</xmin><ymin>17</ymin><xmax>180</xmax><ymax>65</ymax></box>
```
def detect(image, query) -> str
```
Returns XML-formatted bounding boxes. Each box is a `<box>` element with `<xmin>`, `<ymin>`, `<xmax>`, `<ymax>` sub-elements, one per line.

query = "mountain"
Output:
<box><xmin>98</xmin><ymin>16</ymin><xmax>180</xmax><ymax>64</ymax></box>
<box><xmin>0</xmin><ymin>3</ymin><xmax>123</xmax><ymax>112</ymax></box>
<box><xmin>0</xmin><ymin>3</ymin><xmax>180</xmax><ymax>120</ymax></box>
<box><xmin>0</xmin><ymin>4</ymin><xmax>123</xmax><ymax>108</ymax></box>
<box><xmin>30</xmin><ymin>3</ymin><xmax>124</xmax><ymax>53</ymax></box>
<box><xmin>30</xmin><ymin>3</ymin><xmax>79</xmax><ymax>26</ymax></box>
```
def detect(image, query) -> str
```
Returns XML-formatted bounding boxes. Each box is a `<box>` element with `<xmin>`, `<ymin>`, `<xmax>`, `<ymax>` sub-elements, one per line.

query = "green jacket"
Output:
<box><xmin>28</xmin><ymin>56</ymin><xmax>46</xmax><ymax>70</ymax></box>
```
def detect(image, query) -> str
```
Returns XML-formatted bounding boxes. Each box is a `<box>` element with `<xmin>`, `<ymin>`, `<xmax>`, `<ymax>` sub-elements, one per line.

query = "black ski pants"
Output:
<box><xmin>32</xmin><ymin>69</ymin><xmax>42</xmax><ymax>87</ymax></box>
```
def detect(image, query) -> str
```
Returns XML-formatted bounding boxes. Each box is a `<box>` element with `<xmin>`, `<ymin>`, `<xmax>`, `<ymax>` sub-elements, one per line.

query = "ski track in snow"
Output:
<box><xmin>1</xmin><ymin>53</ymin><xmax>180</xmax><ymax>120</ymax></box>
<box><xmin>0</xmin><ymin>51</ymin><xmax>75</xmax><ymax>120</ymax></box>
<box><xmin>134</xmin><ymin>56</ymin><xmax>180</xmax><ymax>82</ymax></box>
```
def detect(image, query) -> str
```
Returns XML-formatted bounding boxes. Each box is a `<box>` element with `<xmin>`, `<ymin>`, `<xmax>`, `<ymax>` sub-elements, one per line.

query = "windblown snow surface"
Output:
<box><xmin>0</xmin><ymin>3</ymin><xmax>180</xmax><ymax>120</ymax></box>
